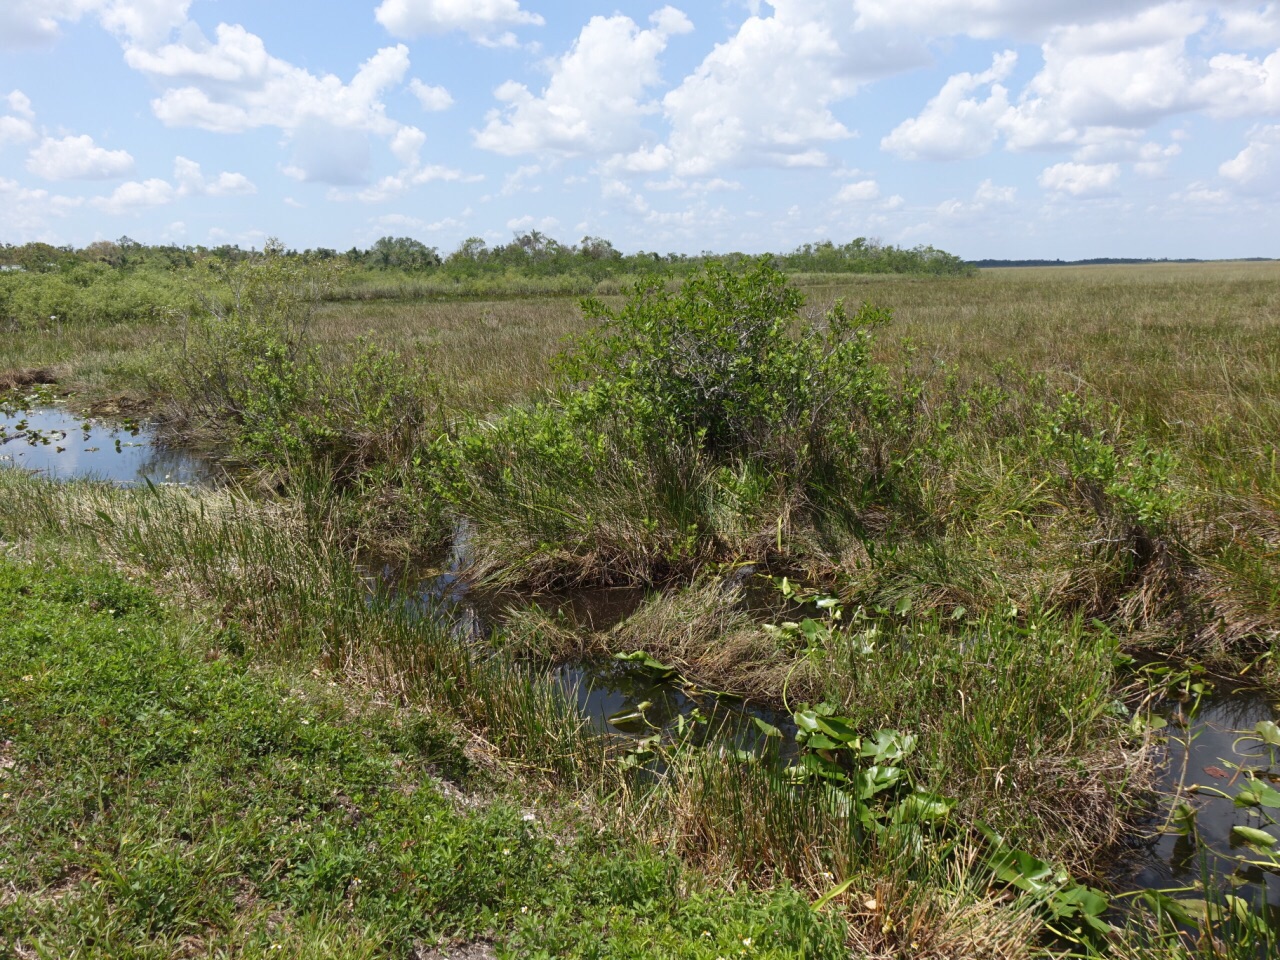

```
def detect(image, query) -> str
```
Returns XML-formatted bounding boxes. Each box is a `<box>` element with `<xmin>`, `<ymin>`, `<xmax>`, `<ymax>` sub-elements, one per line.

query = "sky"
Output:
<box><xmin>1</xmin><ymin>1</ymin><xmax>1278</xmax><ymax>260</ymax></box>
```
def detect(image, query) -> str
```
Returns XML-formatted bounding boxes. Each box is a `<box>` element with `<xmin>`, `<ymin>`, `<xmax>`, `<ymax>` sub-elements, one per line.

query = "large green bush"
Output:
<box><xmin>557</xmin><ymin>258</ymin><xmax>893</xmax><ymax>459</ymax></box>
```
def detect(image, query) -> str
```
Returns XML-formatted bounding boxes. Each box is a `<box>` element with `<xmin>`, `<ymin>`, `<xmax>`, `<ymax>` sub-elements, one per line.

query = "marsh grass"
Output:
<box><xmin>0</xmin><ymin>552</ymin><xmax>853</xmax><ymax>959</ymax></box>
<box><xmin>3</xmin><ymin>261</ymin><xmax>1280</xmax><ymax>955</ymax></box>
<box><xmin>0</xmin><ymin>471</ymin><xmax>598</xmax><ymax>789</ymax></box>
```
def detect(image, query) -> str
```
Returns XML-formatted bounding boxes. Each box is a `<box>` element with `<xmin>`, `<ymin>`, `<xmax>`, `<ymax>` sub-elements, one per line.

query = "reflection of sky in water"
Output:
<box><xmin>0</xmin><ymin>405</ymin><xmax>213</xmax><ymax>486</ymax></box>
<box><xmin>1119</xmin><ymin>691</ymin><xmax>1280</xmax><ymax>923</ymax></box>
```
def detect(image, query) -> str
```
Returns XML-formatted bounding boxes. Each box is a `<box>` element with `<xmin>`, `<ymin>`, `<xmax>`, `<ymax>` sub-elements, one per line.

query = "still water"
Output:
<box><xmin>0</xmin><ymin>403</ymin><xmax>213</xmax><ymax>486</ymax></box>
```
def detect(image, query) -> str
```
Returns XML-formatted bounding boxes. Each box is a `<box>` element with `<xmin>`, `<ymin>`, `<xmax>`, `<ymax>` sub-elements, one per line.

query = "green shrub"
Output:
<box><xmin>167</xmin><ymin>241</ymin><xmax>438</xmax><ymax>472</ymax></box>
<box><xmin>558</xmin><ymin>257</ymin><xmax>893</xmax><ymax>460</ymax></box>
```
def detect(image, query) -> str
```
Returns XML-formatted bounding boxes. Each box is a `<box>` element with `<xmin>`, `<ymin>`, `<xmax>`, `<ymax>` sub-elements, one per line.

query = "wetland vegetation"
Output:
<box><xmin>1</xmin><ymin>239</ymin><xmax>1278</xmax><ymax>958</ymax></box>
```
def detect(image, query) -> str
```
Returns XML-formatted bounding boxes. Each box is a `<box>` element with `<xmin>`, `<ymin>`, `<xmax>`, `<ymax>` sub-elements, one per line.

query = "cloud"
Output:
<box><xmin>852</xmin><ymin>0</ymin><xmax>1167</xmax><ymax>42</ymax></box>
<box><xmin>882</xmin><ymin>51</ymin><xmax>1016</xmax><ymax>160</ymax></box>
<box><xmin>91</xmin><ymin>177</ymin><xmax>177</xmax><ymax>214</ymax></box>
<box><xmin>506</xmin><ymin>214</ymin><xmax>561</xmax><ymax>233</ymax></box>
<box><xmin>141</xmin><ymin>28</ymin><xmax>410</xmax><ymax>137</ymax></box>
<box><xmin>372</xmin><ymin>212</ymin><xmax>464</xmax><ymax>232</ymax></box>
<box><xmin>1039</xmin><ymin>161</ymin><xmax>1121</xmax><ymax>196</ymax></box>
<box><xmin>0</xmin><ymin>116</ymin><xmax>36</xmax><ymax>145</ymax></box>
<box><xmin>27</xmin><ymin>135</ymin><xmax>135</xmax><ymax>180</ymax></box>
<box><xmin>129</xmin><ymin>23</ymin><xmax>413</xmax><ymax>184</ymax></box>
<box><xmin>98</xmin><ymin>0</ymin><xmax>191</xmax><ymax>47</ymax></box>
<box><xmin>657</xmin><ymin>2</ymin><xmax>859</xmax><ymax>174</ymax></box>
<box><xmin>475</xmin><ymin>9</ymin><xmax>692</xmax><ymax>157</ymax></box>
<box><xmin>0</xmin><ymin>1</ymin><xmax>192</xmax><ymax>51</ymax></box>
<box><xmin>1219</xmin><ymin>123</ymin><xmax>1280</xmax><ymax>194</ymax></box>
<box><xmin>835</xmin><ymin>180</ymin><xmax>882</xmax><ymax>202</ymax></box>
<box><xmin>172</xmin><ymin>156</ymin><xmax>256</xmax><ymax>197</ymax></box>
<box><xmin>499</xmin><ymin>164</ymin><xmax>542</xmax><ymax>197</ymax></box>
<box><xmin>89</xmin><ymin>156</ymin><xmax>254</xmax><ymax>214</ymax></box>
<box><xmin>375</xmin><ymin>0</ymin><xmax>543</xmax><ymax>43</ymax></box>
<box><xmin>6</xmin><ymin>91</ymin><xmax>35</xmax><ymax>119</ymax></box>
<box><xmin>1214</xmin><ymin>3</ymin><xmax>1280</xmax><ymax>49</ymax></box>
<box><xmin>975</xmin><ymin>179</ymin><xmax>1017</xmax><ymax>205</ymax></box>
<box><xmin>409</xmin><ymin>79</ymin><xmax>454</xmax><ymax>111</ymax></box>
<box><xmin>0</xmin><ymin>0</ymin><xmax>96</xmax><ymax>50</ymax></box>
<box><xmin>935</xmin><ymin>178</ymin><xmax>1018</xmax><ymax>221</ymax></box>
<box><xmin>0</xmin><ymin>177</ymin><xmax>82</xmax><ymax>239</ymax></box>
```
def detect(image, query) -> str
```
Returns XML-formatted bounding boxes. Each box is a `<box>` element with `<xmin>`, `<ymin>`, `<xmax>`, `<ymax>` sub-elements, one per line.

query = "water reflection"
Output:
<box><xmin>0</xmin><ymin>404</ymin><xmax>214</xmax><ymax>486</ymax></box>
<box><xmin>1120</xmin><ymin>690</ymin><xmax>1280</xmax><ymax>922</ymax></box>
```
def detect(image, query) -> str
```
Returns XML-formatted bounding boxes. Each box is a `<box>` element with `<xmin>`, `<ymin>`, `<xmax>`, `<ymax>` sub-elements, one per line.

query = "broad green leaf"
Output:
<box><xmin>896</xmin><ymin>791</ymin><xmax>956</xmax><ymax>824</ymax></box>
<box><xmin>862</xmin><ymin>729</ymin><xmax>917</xmax><ymax>763</ymax></box>
<box><xmin>1254</xmin><ymin>720</ymin><xmax>1280</xmax><ymax>746</ymax></box>
<box><xmin>614</xmin><ymin>650</ymin><xmax>677</xmax><ymax>678</ymax></box>
<box><xmin>1232</xmin><ymin>825</ymin><xmax>1277</xmax><ymax>847</ymax></box>
<box><xmin>805</xmin><ymin>733</ymin><xmax>843</xmax><ymax>751</ymax></box>
<box><xmin>1139</xmin><ymin>890</ymin><xmax>1197</xmax><ymax>927</ymax></box>
<box><xmin>854</xmin><ymin>765</ymin><xmax>905</xmax><ymax>800</ymax></box>
<box><xmin>793</xmin><ymin>709</ymin><xmax>821</xmax><ymax>735</ymax></box>
<box><xmin>752</xmin><ymin>717</ymin><xmax>782</xmax><ymax>738</ymax></box>
<box><xmin>814</xmin><ymin>714</ymin><xmax>860</xmax><ymax>743</ymax></box>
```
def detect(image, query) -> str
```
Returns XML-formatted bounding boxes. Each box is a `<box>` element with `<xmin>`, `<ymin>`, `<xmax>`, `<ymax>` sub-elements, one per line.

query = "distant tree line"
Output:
<box><xmin>969</xmin><ymin>257</ymin><xmax>1276</xmax><ymax>268</ymax></box>
<box><xmin>1</xmin><ymin>232</ymin><xmax>975</xmax><ymax>280</ymax></box>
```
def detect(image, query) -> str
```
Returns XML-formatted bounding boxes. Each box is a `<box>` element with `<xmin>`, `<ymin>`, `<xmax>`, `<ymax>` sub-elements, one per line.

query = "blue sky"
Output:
<box><xmin>1</xmin><ymin>1</ymin><xmax>1278</xmax><ymax>259</ymax></box>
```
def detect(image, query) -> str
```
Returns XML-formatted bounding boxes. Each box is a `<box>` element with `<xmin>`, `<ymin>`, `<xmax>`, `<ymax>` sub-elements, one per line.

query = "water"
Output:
<box><xmin>0</xmin><ymin>403</ymin><xmax>214</xmax><ymax>486</ymax></box>
<box><xmin>1118</xmin><ymin>690</ymin><xmax>1280</xmax><ymax>921</ymax></box>
<box><xmin>401</xmin><ymin>550</ymin><xmax>1280</xmax><ymax>926</ymax></box>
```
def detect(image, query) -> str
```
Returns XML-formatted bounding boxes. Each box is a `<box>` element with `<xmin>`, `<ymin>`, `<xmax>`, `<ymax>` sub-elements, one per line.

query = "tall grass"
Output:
<box><xmin>0</xmin><ymin>470</ymin><xmax>601</xmax><ymax>788</ymax></box>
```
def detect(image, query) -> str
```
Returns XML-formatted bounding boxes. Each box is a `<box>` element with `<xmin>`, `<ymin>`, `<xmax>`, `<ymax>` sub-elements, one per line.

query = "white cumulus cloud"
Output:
<box><xmin>657</xmin><ymin>2</ymin><xmax>859</xmax><ymax>175</ymax></box>
<box><xmin>172</xmin><ymin>156</ymin><xmax>256</xmax><ymax>197</ymax></box>
<box><xmin>409</xmin><ymin>79</ymin><xmax>454</xmax><ymax>111</ymax></box>
<box><xmin>91</xmin><ymin>178</ymin><xmax>177</xmax><ymax>214</ymax></box>
<box><xmin>1039</xmin><ymin>161</ymin><xmax>1121</xmax><ymax>196</ymax></box>
<box><xmin>141</xmin><ymin>28</ymin><xmax>410</xmax><ymax>137</ymax></box>
<box><xmin>27</xmin><ymin>135</ymin><xmax>135</xmax><ymax>180</ymax></box>
<box><xmin>835</xmin><ymin>180</ymin><xmax>881</xmax><ymax>202</ymax></box>
<box><xmin>475</xmin><ymin>9</ymin><xmax>693</xmax><ymax>157</ymax></box>
<box><xmin>375</xmin><ymin>0</ymin><xmax>543</xmax><ymax>43</ymax></box>
<box><xmin>882</xmin><ymin>51</ymin><xmax>1016</xmax><ymax>160</ymax></box>
<box><xmin>1219</xmin><ymin>123</ymin><xmax>1280</xmax><ymax>194</ymax></box>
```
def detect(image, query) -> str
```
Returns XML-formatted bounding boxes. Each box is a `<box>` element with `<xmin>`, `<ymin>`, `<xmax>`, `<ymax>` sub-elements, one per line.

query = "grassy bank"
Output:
<box><xmin>0</xmin><ymin>551</ymin><xmax>848</xmax><ymax>959</ymax></box>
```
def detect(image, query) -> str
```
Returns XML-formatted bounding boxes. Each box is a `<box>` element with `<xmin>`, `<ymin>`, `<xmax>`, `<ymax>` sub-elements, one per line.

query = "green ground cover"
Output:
<box><xmin>0</xmin><ymin>553</ymin><xmax>845</xmax><ymax>959</ymax></box>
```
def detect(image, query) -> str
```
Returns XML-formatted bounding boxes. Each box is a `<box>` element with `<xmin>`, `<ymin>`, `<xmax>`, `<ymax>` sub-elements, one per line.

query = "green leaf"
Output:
<box><xmin>853</xmin><ymin>765</ymin><xmax>906</xmax><ymax>800</ymax></box>
<box><xmin>793</xmin><ymin>709</ymin><xmax>821</xmax><ymax>736</ymax></box>
<box><xmin>805</xmin><ymin>733</ymin><xmax>844</xmax><ymax>751</ymax></box>
<box><xmin>861</xmin><ymin>729</ymin><xmax>917</xmax><ymax>763</ymax></box>
<box><xmin>613</xmin><ymin>650</ymin><xmax>677</xmax><ymax>678</ymax></box>
<box><xmin>1139</xmin><ymin>890</ymin><xmax>1198</xmax><ymax>928</ymax></box>
<box><xmin>1232</xmin><ymin>825</ymin><xmax>1277</xmax><ymax>847</ymax></box>
<box><xmin>812</xmin><ymin>876</ymin><xmax>857</xmax><ymax>912</ymax></box>
<box><xmin>1254</xmin><ymin>720</ymin><xmax>1280</xmax><ymax>747</ymax></box>
<box><xmin>896</xmin><ymin>791</ymin><xmax>956</xmax><ymax>824</ymax></box>
<box><xmin>751</xmin><ymin>717</ymin><xmax>782</xmax><ymax>738</ymax></box>
<box><xmin>813</xmin><ymin>714</ymin><xmax>860</xmax><ymax>744</ymax></box>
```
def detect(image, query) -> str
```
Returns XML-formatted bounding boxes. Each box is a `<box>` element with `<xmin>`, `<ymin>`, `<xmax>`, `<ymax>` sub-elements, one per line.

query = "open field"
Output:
<box><xmin>3</xmin><ymin>261</ymin><xmax>1280</xmax><ymax>957</ymax></box>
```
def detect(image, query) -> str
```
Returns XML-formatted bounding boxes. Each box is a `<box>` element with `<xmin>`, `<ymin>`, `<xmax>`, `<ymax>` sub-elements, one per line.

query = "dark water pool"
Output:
<box><xmin>1118</xmin><ymin>690</ymin><xmax>1280</xmax><ymax>920</ymax></box>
